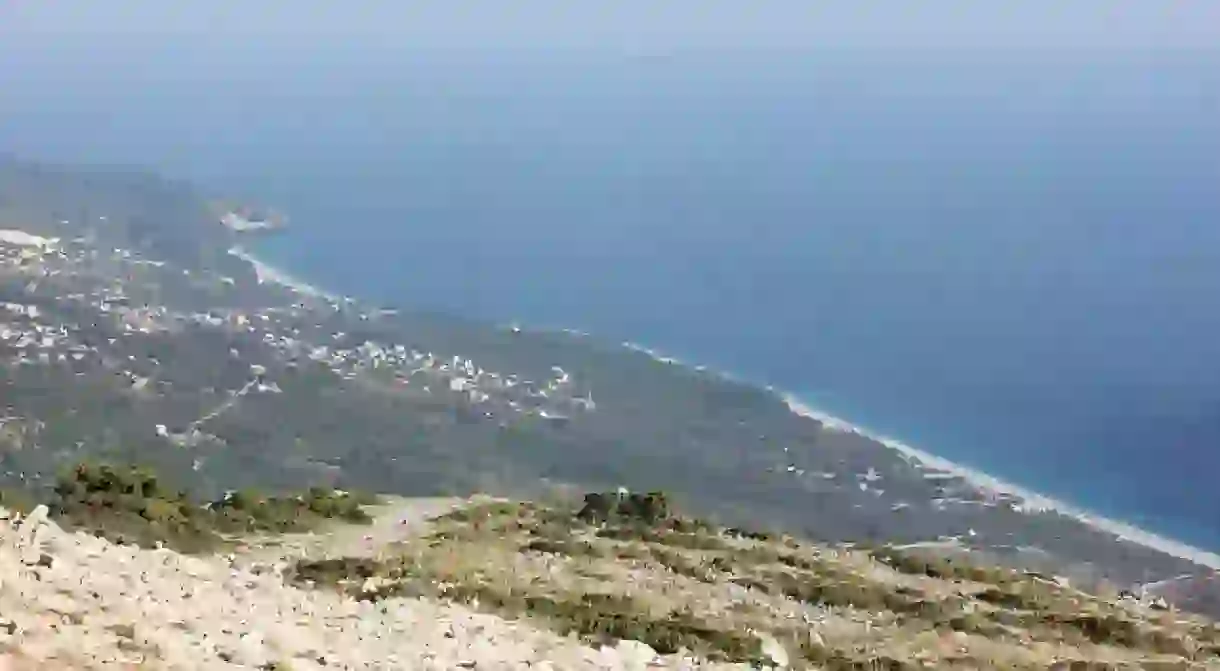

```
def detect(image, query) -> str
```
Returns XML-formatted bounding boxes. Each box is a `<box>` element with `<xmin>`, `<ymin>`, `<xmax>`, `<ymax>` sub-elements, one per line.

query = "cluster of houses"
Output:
<box><xmin>192</xmin><ymin>304</ymin><xmax>597</xmax><ymax>425</ymax></box>
<box><xmin>0</xmin><ymin>228</ymin><xmax>188</xmax><ymax>368</ymax></box>
<box><xmin>1</xmin><ymin>221</ymin><xmax>599</xmax><ymax>480</ymax></box>
<box><xmin>7</xmin><ymin>219</ymin><xmax>592</xmax><ymax>405</ymax></box>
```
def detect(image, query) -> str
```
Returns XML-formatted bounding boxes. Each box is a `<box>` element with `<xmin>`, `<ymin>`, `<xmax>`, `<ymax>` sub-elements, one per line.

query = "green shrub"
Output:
<box><xmin>871</xmin><ymin>547</ymin><xmax>1011</xmax><ymax>584</ymax></box>
<box><xmin>577</xmin><ymin>491</ymin><xmax>670</xmax><ymax>525</ymax></box>
<box><xmin>800</xmin><ymin>638</ymin><xmax>920</xmax><ymax>671</ymax></box>
<box><xmin>1038</xmin><ymin>612</ymin><xmax>1193</xmax><ymax>656</ymax></box>
<box><xmin>667</xmin><ymin>517</ymin><xmax>715</xmax><ymax>534</ymax></box>
<box><xmin>523</xmin><ymin>520</ymin><xmax>575</xmax><ymax>541</ymax></box>
<box><xmin>436</xmin><ymin>501</ymin><xmax>523</xmax><ymax>526</ymax></box>
<box><xmin>596</xmin><ymin>526</ymin><xmax>644</xmax><ymax>541</ymax></box>
<box><xmin>208</xmin><ymin>486</ymin><xmax>372</xmax><ymax>532</ymax></box>
<box><xmin>522</xmin><ymin>538</ymin><xmax>605</xmax><ymax>558</ymax></box>
<box><xmin>774</xmin><ymin>550</ymin><xmax>828</xmax><ymax>573</ymax></box>
<box><xmin>650</xmin><ymin>548</ymin><xmax>718</xmax><ymax>583</ymax></box>
<box><xmin>290</xmin><ymin>557</ymin><xmax>384</xmax><ymax>585</ymax></box>
<box><xmin>442</xmin><ymin>586</ymin><xmax>763</xmax><ymax>663</ymax></box>
<box><xmin>303</xmin><ymin>487</ymin><xmax>373</xmax><ymax>523</ymax></box>
<box><xmin>0</xmin><ymin>487</ymin><xmax>38</xmax><ymax>514</ymax></box>
<box><xmin>51</xmin><ymin>461</ymin><xmax>221</xmax><ymax>553</ymax></box>
<box><xmin>724</xmin><ymin>526</ymin><xmax>775</xmax><ymax>542</ymax></box>
<box><xmin>649</xmin><ymin>529</ymin><xmax>730</xmax><ymax>552</ymax></box>
<box><xmin>594</xmin><ymin>524</ymin><xmax>728</xmax><ymax>552</ymax></box>
<box><xmin>610</xmin><ymin>544</ymin><xmax>653</xmax><ymax>561</ymax></box>
<box><xmin>974</xmin><ymin>585</ymin><xmax>1058</xmax><ymax>613</ymax></box>
<box><xmin>47</xmin><ymin>462</ymin><xmax>377</xmax><ymax>553</ymax></box>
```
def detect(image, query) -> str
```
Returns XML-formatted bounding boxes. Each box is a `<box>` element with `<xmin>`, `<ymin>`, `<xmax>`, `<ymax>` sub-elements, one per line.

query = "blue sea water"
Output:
<box><xmin>3</xmin><ymin>49</ymin><xmax>1219</xmax><ymax>549</ymax></box>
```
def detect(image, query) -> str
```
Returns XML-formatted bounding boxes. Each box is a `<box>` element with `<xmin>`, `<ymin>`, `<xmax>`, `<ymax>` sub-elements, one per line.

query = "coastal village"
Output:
<box><xmin>0</xmin><ymin>225</ymin><xmax>596</xmax><ymax>459</ymax></box>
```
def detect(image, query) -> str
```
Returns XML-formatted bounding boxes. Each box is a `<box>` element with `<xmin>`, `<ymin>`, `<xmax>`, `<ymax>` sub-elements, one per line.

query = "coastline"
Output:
<box><xmin>621</xmin><ymin>339</ymin><xmax>1220</xmax><ymax>572</ymax></box>
<box><xmin>783</xmin><ymin>395</ymin><xmax>1220</xmax><ymax>571</ymax></box>
<box><xmin>227</xmin><ymin>245</ymin><xmax>347</xmax><ymax>304</ymax></box>
<box><xmin>229</xmin><ymin>249</ymin><xmax>1220</xmax><ymax>573</ymax></box>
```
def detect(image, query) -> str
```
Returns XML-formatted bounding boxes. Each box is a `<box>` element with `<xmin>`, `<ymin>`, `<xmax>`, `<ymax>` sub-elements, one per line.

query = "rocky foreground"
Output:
<box><xmin>3</xmin><ymin>489</ymin><xmax>1220</xmax><ymax>670</ymax></box>
<box><xmin>0</xmin><ymin>500</ymin><xmax>737</xmax><ymax>670</ymax></box>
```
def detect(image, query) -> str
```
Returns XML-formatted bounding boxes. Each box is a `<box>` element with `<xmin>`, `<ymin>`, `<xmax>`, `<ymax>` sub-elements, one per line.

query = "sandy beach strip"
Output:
<box><xmin>228</xmin><ymin>246</ymin><xmax>346</xmax><ymax>303</ymax></box>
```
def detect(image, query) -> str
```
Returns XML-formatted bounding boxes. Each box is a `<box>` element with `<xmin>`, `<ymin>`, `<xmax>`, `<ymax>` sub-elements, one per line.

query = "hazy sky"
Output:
<box><xmin>2</xmin><ymin>0</ymin><xmax>1218</xmax><ymax>51</ymax></box>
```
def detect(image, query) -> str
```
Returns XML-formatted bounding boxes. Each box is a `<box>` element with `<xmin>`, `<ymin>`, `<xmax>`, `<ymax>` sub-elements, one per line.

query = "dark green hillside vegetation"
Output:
<box><xmin>48</xmin><ymin>462</ymin><xmax>219</xmax><ymax>552</ymax></box>
<box><xmin>0</xmin><ymin>155</ymin><xmax>242</xmax><ymax>273</ymax></box>
<box><xmin>10</xmin><ymin>462</ymin><xmax>378</xmax><ymax>552</ymax></box>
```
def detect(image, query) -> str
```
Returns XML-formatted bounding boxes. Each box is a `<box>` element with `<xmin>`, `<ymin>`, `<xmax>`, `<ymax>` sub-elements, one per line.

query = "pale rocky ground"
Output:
<box><xmin>0</xmin><ymin>500</ymin><xmax>746</xmax><ymax>670</ymax></box>
<box><xmin>5</xmin><ymin>493</ymin><xmax>1220</xmax><ymax>670</ymax></box>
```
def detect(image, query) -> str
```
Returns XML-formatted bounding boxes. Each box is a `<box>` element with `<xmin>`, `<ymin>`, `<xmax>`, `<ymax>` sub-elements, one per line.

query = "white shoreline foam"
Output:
<box><xmin>622</xmin><ymin>341</ymin><xmax>684</xmax><ymax>366</ymax></box>
<box><xmin>619</xmin><ymin>339</ymin><xmax>1220</xmax><ymax>571</ymax></box>
<box><xmin>228</xmin><ymin>246</ymin><xmax>347</xmax><ymax>304</ymax></box>
<box><xmin>784</xmin><ymin>396</ymin><xmax>1220</xmax><ymax>571</ymax></box>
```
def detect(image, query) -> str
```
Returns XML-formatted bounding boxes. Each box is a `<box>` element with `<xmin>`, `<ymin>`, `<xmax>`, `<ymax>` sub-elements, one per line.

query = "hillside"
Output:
<box><xmin>2</xmin><ymin>155</ymin><xmax>1220</xmax><ymax>665</ymax></box>
<box><xmin>3</xmin><ymin>479</ymin><xmax>1219</xmax><ymax>669</ymax></box>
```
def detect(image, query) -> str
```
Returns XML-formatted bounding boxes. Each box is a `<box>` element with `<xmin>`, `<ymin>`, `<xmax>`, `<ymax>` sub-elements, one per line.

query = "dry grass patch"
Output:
<box><xmin>286</xmin><ymin>491</ymin><xmax>1220</xmax><ymax>669</ymax></box>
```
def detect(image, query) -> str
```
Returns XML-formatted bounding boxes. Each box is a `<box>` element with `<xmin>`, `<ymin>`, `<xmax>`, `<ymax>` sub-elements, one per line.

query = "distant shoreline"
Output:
<box><xmin>779</xmin><ymin>395</ymin><xmax>1220</xmax><ymax>571</ymax></box>
<box><xmin>227</xmin><ymin>249</ymin><xmax>1220</xmax><ymax>572</ymax></box>
<box><xmin>618</xmin><ymin>342</ymin><xmax>1220</xmax><ymax>571</ymax></box>
<box><xmin>227</xmin><ymin>246</ymin><xmax>345</xmax><ymax>304</ymax></box>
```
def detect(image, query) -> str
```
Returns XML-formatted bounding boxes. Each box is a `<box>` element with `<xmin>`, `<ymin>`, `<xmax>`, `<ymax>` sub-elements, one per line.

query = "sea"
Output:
<box><xmin>3</xmin><ymin>48</ymin><xmax>1219</xmax><ymax>551</ymax></box>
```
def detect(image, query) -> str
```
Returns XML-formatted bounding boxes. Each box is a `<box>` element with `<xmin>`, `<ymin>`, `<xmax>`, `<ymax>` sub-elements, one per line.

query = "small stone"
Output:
<box><xmin>19</xmin><ymin>550</ymin><xmax>49</xmax><ymax>567</ymax></box>
<box><xmin>615</xmin><ymin>639</ymin><xmax>658</xmax><ymax>668</ymax></box>
<box><xmin>23</xmin><ymin>505</ymin><xmax>49</xmax><ymax>528</ymax></box>
<box><xmin>757</xmin><ymin>633</ymin><xmax>789</xmax><ymax>668</ymax></box>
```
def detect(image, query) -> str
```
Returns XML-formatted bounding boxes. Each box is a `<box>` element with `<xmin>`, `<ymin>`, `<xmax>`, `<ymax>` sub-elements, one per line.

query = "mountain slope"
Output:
<box><xmin>1</xmin><ymin>155</ymin><xmax>1218</xmax><ymax>629</ymax></box>
<box><xmin>5</xmin><ymin>491</ymin><xmax>1220</xmax><ymax>669</ymax></box>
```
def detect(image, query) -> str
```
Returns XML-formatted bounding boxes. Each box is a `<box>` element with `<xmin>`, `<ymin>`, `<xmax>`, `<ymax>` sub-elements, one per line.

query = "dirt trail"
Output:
<box><xmin>230</xmin><ymin>495</ymin><xmax>473</xmax><ymax>567</ymax></box>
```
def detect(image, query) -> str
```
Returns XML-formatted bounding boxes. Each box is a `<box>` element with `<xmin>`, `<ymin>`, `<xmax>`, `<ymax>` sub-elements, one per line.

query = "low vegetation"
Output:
<box><xmin>11</xmin><ymin>461</ymin><xmax>378</xmax><ymax>552</ymax></box>
<box><xmin>10</xmin><ymin>468</ymin><xmax>1215</xmax><ymax>667</ymax></box>
<box><xmin>287</xmin><ymin>491</ymin><xmax>1220</xmax><ymax>669</ymax></box>
<box><xmin>870</xmin><ymin>546</ymin><xmax>1014</xmax><ymax>585</ymax></box>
